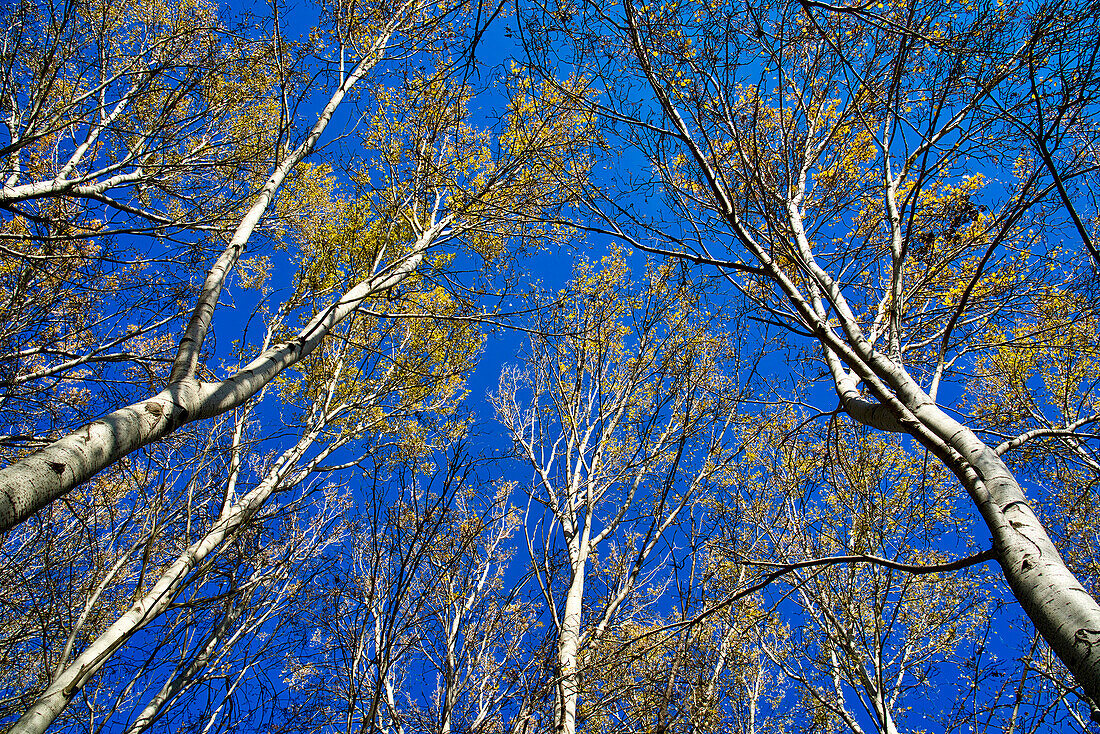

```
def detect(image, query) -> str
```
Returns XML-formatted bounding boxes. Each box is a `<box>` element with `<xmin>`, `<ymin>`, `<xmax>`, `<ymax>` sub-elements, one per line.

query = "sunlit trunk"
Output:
<box><xmin>556</xmin><ymin>553</ymin><xmax>587</xmax><ymax>734</ymax></box>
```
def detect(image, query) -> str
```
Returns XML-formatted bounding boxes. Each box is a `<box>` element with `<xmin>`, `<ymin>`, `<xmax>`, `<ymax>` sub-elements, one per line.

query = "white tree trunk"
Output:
<box><xmin>556</xmin><ymin>564</ymin><xmax>587</xmax><ymax>734</ymax></box>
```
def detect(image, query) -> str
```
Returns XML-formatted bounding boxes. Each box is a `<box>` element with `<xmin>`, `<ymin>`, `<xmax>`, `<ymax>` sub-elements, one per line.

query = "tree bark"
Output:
<box><xmin>556</xmin><ymin>563</ymin><xmax>587</xmax><ymax>734</ymax></box>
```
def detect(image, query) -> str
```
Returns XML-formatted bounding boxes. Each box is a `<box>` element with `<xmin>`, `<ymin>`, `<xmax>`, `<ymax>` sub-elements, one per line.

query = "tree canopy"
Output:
<box><xmin>1</xmin><ymin>0</ymin><xmax>1099</xmax><ymax>731</ymax></box>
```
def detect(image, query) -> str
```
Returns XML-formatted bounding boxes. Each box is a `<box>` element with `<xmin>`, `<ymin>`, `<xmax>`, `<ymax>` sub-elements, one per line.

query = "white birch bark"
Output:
<box><xmin>551</xmin><ymin>0</ymin><xmax>1100</xmax><ymax>717</ymax></box>
<box><xmin>555</xmin><ymin>531</ymin><xmax>590</xmax><ymax>734</ymax></box>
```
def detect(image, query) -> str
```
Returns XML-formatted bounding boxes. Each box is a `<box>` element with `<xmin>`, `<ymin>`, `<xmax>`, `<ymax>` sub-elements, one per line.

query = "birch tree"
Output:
<box><xmin>0</xmin><ymin>0</ymin><xmax>591</xmax><ymax>532</ymax></box>
<box><xmin>492</xmin><ymin>252</ymin><xmax>742</xmax><ymax>734</ymax></box>
<box><xmin>521</xmin><ymin>0</ymin><xmax>1100</xmax><ymax>712</ymax></box>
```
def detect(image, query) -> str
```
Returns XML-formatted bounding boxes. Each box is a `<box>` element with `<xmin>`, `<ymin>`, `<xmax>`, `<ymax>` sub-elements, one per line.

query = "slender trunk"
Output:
<box><xmin>439</xmin><ymin>657</ymin><xmax>456</xmax><ymax>734</ymax></box>
<box><xmin>749</xmin><ymin>666</ymin><xmax>762</xmax><ymax>734</ymax></box>
<box><xmin>556</xmin><ymin>559</ymin><xmax>587</xmax><ymax>734</ymax></box>
<box><xmin>122</xmin><ymin>603</ymin><xmax>244</xmax><ymax>734</ymax></box>
<box><xmin>8</xmin><ymin>422</ymin><xmax>324</xmax><ymax>734</ymax></box>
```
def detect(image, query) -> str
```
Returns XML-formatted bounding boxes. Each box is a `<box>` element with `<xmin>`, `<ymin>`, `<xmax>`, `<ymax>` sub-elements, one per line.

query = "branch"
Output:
<box><xmin>994</xmin><ymin>415</ymin><xmax>1100</xmax><ymax>457</ymax></box>
<box><xmin>740</xmin><ymin>548</ymin><xmax>997</xmax><ymax>576</ymax></box>
<box><xmin>595</xmin><ymin>548</ymin><xmax>997</xmax><ymax>667</ymax></box>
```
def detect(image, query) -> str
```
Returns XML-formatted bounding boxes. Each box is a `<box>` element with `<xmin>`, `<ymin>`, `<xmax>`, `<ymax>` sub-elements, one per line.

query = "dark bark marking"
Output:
<box><xmin>1074</xmin><ymin>628</ymin><xmax>1100</xmax><ymax>657</ymax></box>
